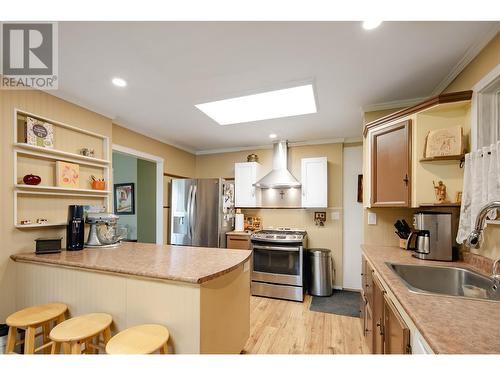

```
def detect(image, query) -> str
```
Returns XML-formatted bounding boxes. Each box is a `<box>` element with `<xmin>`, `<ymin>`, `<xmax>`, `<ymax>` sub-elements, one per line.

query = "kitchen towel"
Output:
<box><xmin>457</xmin><ymin>141</ymin><xmax>500</xmax><ymax>243</ymax></box>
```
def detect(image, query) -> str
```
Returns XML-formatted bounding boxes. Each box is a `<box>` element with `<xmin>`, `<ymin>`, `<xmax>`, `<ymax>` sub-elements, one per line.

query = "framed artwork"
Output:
<box><xmin>114</xmin><ymin>183</ymin><xmax>135</xmax><ymax>215</ymax></box>
<box><xmin>424</xmin><ymin>126</ymin><xmax>463</xmax><ymax>158</ymax></box>
<box><xmin>357</xmin><ymin>174</ymin><xmax>363</xmax><ymax>203</ymax></box>
<box><xmin>55</xmin><ymin>161</ymin><xmax>80</xmax><ymax>188</ymax></box>
<box><xmin>25</xmin><ymin>116</ymin><xmax>54</xmax><ymax>148</ymax></box>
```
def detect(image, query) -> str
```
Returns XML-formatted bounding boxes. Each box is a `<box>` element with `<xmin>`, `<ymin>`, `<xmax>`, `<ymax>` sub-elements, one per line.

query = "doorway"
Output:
<box><xmin>342</xmin><ymin>144</ymin><xmax>363</xmax><ymax>290</ymax></box>
<box><xmin>112</xmin><ymin>145</ymin><xmax>164</xmax><ymax>244</ymax></box>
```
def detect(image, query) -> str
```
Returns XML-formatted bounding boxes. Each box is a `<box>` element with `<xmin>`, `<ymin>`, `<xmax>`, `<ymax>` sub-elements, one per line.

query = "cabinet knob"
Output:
<box><xmin>403</xmin><ymin>174</ymin><xmax>409</xmax><ymax>186</ymax></box>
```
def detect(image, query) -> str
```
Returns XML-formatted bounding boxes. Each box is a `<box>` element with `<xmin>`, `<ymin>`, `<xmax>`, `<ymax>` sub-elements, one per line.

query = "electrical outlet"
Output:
<box><xmin>314</xmin><ymin>212</ymin><xmax>326</xmax><ymax>226</ymax></box>
<box><xmin>368</xmin><ymin>212</ymin><xmax>377</xmax><ymax>225</ymax></box>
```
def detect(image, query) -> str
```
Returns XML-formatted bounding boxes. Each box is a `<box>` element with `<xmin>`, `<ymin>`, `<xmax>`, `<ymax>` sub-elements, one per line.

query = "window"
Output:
<box><xmin>472</xmin><ymin>65</ymin><xmax>500</xmax><ymax>150</ymax></box>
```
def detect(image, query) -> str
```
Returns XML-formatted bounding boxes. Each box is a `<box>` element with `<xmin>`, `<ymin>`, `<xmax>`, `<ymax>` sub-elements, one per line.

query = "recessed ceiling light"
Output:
<box><xmin>195</xmin><ymin>84</ymin><xmax>317</xmax><ymax>125</ymax></box>
<box><xmin>111</xmin><ymin>77</ymin><xmax>127</xmax><ymax>87</ymax></box>
<box><xmin>362</xmin><ymin>21</ymin><xmax>382</xmax><ymax>30</ymax></box>
<box><xmin>269</xmin><ymin>133</ymin><xmax>277</xmax><ymax>139</ymax></box>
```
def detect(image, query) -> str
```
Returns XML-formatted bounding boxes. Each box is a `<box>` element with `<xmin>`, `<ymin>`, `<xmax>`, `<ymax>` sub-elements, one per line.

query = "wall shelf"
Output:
<box><xmin>13</xmin><ymin>108</ymin><xmax>111</xmax><ymax>229</ymax></box>
<box><xmin>14</xmin><ymin>142</ymin><xmax>109</xmax><ymax>165</ymax></box>
<box><xmin>15</xmin><ymin>222</ymin><xmax>67</xmax><ymax>229</ymax></box>
<box><xmin>15</xmin><ymin>184</ymin><xmax>110</xmax><ymax>196</ymax></box>
<box><xmin>419</xmin><ymin>154</ymin><xmax>465</xmax><ymax>162</ymax></box>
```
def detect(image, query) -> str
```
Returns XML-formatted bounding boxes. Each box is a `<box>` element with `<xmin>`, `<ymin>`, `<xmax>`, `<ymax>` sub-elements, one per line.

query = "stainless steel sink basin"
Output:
<box><xmin>387</xmin><ymin>263</ymin><xmax>500</xmax><ymax>302</ymax></box>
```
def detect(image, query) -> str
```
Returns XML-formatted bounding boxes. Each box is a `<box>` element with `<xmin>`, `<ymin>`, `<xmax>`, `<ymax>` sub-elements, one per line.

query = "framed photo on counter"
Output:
<box><xmin>114</xmin><ymin>183</ymin><xmax>135</xmax><ymax>215</ymax></box>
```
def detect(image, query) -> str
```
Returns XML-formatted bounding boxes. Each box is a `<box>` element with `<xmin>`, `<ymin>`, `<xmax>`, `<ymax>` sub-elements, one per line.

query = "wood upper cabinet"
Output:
<box><xmin>383</xmin><ymin>294</ymin><xmax>410</xmax><ymax>354</ymax></box>
<box><xmin>235</xmin><ymin>162</ymin><xmax>261</xmax><ymax>207</ymax></box>
<box><xmin>372</xmin><ymin>274</ymin><xmax>386</xmax><ymax>354</ymax></box>
<box><xmin>301</xmin><ymin>157</ymin><xmax>328</xmax><ymax>208</ymax></box>
<box><xmin>370</xmin><ymin>119</ymin><xmax>411</xmax><ymax>207</ymax></box>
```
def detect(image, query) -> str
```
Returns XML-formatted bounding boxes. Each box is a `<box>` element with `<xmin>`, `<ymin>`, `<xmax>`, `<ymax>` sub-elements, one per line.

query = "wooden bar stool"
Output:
<box><xmin>50</xmin><ymin>313</ymin><xmax>112</xmax><ymax>354</ymax></box>
<box><xmin>6</xmin><ymin>303</ymin><xmax>68</xmax><ymax>354</ymax></box>
<box><xmin>105</xmin><ymin>324</ymin><xmax>170</xmax><ymax>354</ymax></box>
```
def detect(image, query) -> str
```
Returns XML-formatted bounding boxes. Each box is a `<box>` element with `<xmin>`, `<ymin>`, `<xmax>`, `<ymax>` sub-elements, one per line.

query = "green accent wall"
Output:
<box><xmin>112</xmin><ymin>152</ymin><xmax>138</xmax><ymax>240</ymax></box>
<box><xmin>137</xmin><ymin>159</ymin><xmax>157</xmax><ymax>243</ymax></box>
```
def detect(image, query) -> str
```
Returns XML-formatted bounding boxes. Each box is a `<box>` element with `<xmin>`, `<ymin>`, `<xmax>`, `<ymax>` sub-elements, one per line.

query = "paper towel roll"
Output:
<box><xmin>235</xmin><ymin>213</ymin><xmax>244</xmax><ymax>232</ymax></box>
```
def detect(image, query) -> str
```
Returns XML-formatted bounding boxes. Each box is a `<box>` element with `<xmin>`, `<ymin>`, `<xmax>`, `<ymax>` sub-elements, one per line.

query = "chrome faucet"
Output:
<box><xmin>466</xmin><ymin>201</ymin><xmax>500</xmax><ymax>248</ymax></box>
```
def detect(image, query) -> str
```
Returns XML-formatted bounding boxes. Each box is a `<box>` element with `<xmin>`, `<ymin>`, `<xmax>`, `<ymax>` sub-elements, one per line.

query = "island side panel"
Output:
<box><xmin>200</xmin><ymin>261</ymin><xmax>251</xmax><ymax>354</ymax></box>
<box><xmin>14</xmin><ymin>261</ymin><xmax>202</xmax><ymax>353</ymax></box>
<box><xmin>125</xmin><ymin>277</ymin><xmax>201</xmax><ymax>354</ymax></box>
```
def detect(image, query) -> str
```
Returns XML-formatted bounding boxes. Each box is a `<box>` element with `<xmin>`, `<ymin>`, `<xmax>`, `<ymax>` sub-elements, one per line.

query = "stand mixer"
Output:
<box><xmin>85</xmin><ymin>213</ymin><xmax>125</xmax><ymax>248</ymax></box>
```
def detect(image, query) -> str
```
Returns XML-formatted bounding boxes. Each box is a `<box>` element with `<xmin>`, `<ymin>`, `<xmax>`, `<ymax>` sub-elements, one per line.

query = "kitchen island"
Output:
<box><xmin>10</xmin><ymin>242</ymin><xmax>252</xmax><ymax>354</ymax></box>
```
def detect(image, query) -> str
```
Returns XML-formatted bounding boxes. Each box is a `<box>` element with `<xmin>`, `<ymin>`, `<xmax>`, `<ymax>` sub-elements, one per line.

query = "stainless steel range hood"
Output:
<box><xmin>254</xmin><ymin>141</ymin><xmax>301</xmax><ymax>189</ymax></box>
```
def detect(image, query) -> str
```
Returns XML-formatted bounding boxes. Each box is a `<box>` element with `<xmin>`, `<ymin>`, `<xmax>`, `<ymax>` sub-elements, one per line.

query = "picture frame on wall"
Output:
<box><xmin>114</xmin><ymin>183</ymin><xmax>135</xmax><ymax>215</ymax></box>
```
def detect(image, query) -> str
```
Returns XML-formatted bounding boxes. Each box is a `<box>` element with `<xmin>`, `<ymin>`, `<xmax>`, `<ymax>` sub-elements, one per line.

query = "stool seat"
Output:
<box><xmin>6</xmin><ymin>303</ymin><xmax>67</xmax><ymax>328</ymax></box>
<box><xmin>106</xmin><ymin>324</ymin><xmax>169</xmax><ymax>354</ymax></box>
<box><xmin>50</xmin><ymin>313</ymin><xmax>112</xmax><ymax>342</ymax></box>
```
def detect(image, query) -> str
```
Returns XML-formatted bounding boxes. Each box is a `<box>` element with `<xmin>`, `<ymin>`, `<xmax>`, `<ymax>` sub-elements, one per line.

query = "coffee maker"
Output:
<box><xmin>67</xmin><ymin>205</ymin><xmax>85</xmax><ymax>251</ymax></box>
<box><xmin>406</xmin><ymin>212</ymin><xmax>453</xmax><ymax>261</ymax></box>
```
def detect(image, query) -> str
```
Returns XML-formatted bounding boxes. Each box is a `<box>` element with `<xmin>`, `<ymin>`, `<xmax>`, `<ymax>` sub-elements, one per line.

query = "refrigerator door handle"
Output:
<box><xmin>186</xmin><ymin>184</ymin><xmax>193</xmax><ymax>239</ymax></box>
<box><xmin>189</xmin><ymin>185</ymin><xmax>197</xmax><ymax>240</ymax></box>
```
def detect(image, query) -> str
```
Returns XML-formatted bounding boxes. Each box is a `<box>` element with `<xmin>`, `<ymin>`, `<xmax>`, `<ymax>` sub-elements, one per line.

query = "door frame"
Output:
<box><xmin>112</xmin><ymin>144</ymin><xmax>164</xmax><ymax>245</ymax></box>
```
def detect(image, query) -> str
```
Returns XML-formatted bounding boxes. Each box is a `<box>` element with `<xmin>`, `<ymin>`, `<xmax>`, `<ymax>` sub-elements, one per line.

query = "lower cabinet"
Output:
<box><xmin>361</xmin><ymin>257</ymin><xmax>412</xmax><ymax>354</ymax></box>
<box><xmin>383</xmin><ymin>294</ymin><xmax>411</xmax><ymax>354</ymax></box>
<box><xmin>226</xmin><ymin>234</ymin><xmax>251</xmax><ymax>250</ymax></box>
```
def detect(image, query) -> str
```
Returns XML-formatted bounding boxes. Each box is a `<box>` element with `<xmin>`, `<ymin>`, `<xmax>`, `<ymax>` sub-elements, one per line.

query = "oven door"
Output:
<box><xmin>252</xmin><ymin>243</ymin><xmax>303</xmax><ymax>286</ymax></box>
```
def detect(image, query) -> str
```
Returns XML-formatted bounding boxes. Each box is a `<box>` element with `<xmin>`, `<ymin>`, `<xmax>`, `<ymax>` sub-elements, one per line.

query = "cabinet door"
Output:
<box><xmin>372</xmin><ymin>274</ymin><xmax>386</xmax><ymax>354</ymax></box>
<box><xmin>364</xmin><ymin>262</ymin><xmax>374</xmax><ymax>309</ymax></box>
<box><xmin>301</xmin><ymin>157</ymin><xmax>328</xmax><ymax>208</ymax></box>
<box><xmin>383</xmin><ymin>294</ymin><xmax>410</xmax><ymax>354</ymax></box>
<box><xmin>370</xmin><ymin>120</ymin><xmax>411</xmax><ymax>207</ymax></box>
<box><xmin>364</xmin><ymin>302</ymin><xmax>374</xmax><ymax>354</ymax></box>
<box><xmin>235</xmin><ymin>162</ymin><xmax>260</xmax><ymax>207</ymax></box>
<box><xmin>226</xmin><ymin>235</ymin><xmax>251</xmax><ymax>250</ymax></box>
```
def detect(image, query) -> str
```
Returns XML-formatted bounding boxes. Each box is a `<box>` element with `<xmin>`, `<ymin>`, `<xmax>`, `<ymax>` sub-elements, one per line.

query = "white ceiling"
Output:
<box><xmin>53</xmin><ymin>21</ymin><xmax>498</xmax><ymax>153</ymax></box>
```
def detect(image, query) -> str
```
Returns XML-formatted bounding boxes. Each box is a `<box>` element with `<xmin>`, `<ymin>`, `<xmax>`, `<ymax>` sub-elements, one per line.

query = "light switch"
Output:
<box><xmin>330</xmin><ymin>211</ymin><xmax>340</xmax><ymax>220</ymax></box>
<box><xmin>368</xmin><ymin>212</ymin><xmax>377</xmax><ymax>225</ymax></box>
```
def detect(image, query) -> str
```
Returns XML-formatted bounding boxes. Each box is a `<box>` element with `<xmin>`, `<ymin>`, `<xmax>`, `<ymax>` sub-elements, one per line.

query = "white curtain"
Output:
<box><xmin>457</xmin><ymin>141</ymin><xmax>500</xmax><ymax>243</ymax></box>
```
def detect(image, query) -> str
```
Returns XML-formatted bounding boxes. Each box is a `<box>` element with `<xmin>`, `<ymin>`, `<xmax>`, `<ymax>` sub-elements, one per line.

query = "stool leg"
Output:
<box><xmin>70</xmin><ymin>342</ymin><xmax>81</xmax><ymax>354</ymax></box>
<box><xmin>6</xmin><ymin>327</ymin><xmax>17</xmax><ymax>354</ymax></box>
<box><xmin>63</xmin><ymin>343</ymin><xmax>71</xmax><ymax>354</ymax></box>
<box><xmin>42</xmin><ymin>323</ymin><xmax>51</xmax><ymax>354</ymax></box>
<box><xmin>51</xmin><ymin>342</ymin><xmax>61</xmax><ymax>354</ymax></box>
<box><xmin>24</xmin><ymin>326</ymin><xmax>36</xmax><ymax>354</ymax></box>
<box><xmin>103</xmin><ymin>326</ymin><xmax>111</xmax><ymax>345</ymax></box>
<box><xmin>160</xmin><ymin>343</ymin><xmax>168</xmax><ymax>354</ymax></box>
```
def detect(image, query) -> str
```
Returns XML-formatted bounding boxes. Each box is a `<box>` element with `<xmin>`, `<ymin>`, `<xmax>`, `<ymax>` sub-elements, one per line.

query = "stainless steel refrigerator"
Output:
<box><xmin>170</xmin><ymin>178</ymin><xmax>234</xmax><ymax>247</ymax></box>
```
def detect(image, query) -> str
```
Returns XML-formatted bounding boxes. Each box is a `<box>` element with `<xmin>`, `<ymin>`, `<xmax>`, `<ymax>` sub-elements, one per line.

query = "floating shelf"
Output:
<box><xmin>15</xmin><ymin>184</ymin><xmax>110</xmax><ymax>195</ymax></box>
<box><xmin>419</xmin><ymin>203</ymin><xmax>461</xmax><ymax>207</ymax></box>
<box><xmin>419</xmin><ymin>154</ymin><xmax>465</xmax><ymax>162</ymax></box>
<box><xmin>15</xmin><ymin>222</ymin><xmax>66</xmax><ymax>229</ymax></box>
<box><xmin>14</xmin><ymin>143</ymin><xmax>109</xmax><ymax>165</ymax></box>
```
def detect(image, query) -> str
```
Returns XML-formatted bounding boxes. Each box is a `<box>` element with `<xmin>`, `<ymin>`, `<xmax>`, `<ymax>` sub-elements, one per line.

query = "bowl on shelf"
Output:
<box><xmin>91</xmin><ymin>180</ymin><xmax>106</xmax><ymax>190</ymax></box>
<box><xmin>23</xmin><ymin>174</ymin><xmax>41</xmax><ymax>185</ymax></box>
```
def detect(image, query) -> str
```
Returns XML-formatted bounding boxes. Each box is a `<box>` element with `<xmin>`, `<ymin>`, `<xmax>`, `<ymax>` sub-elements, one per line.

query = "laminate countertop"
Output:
<box><xmin>362</xmin><ymin>244</ymin><xmax>500</xmax><ymax>354</ymax></box>
<box><xmin>11</xmin><ymin>242</ymin><xmax>252</xmax><ymax>284</ymax></box>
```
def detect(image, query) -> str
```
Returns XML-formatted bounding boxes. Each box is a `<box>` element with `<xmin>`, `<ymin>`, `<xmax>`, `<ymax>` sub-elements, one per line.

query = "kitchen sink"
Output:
<box><xmin>387</xmin><ymin>263</ymin><xmax>500</xmax><ymax>302</ymax></box>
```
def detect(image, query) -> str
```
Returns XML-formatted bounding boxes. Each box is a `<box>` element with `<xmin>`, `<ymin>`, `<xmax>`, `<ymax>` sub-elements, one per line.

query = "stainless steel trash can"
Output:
<box><xmin>307</xmin><ymin>248</ymin><xmax>334</xmax><ymax>296</ymax></box>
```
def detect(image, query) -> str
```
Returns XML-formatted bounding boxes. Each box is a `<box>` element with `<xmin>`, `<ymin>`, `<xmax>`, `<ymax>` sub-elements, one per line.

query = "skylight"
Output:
<box><xmin>195</xmin><ymin>84</ymin><xmax>317</xmax><ymax>125</ymax></box>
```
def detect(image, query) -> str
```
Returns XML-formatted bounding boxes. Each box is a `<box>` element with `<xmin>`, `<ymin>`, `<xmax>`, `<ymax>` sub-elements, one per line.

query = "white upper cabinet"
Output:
<box><xmin>301</xmin><ymin>157</ymin><xmax>328</xmax><ymax>208</ymax></box>
<box><xmin>235</xmin><ymin>162</ymin><xmax>261</xmax><ymax>207</ymax></box>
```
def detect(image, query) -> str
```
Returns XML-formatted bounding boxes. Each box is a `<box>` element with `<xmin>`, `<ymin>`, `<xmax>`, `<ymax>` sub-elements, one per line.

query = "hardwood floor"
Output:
<box><xmin>243</xmin><ymin>295</ymin><xmax>369</xmax><ymax>354</ymax></box>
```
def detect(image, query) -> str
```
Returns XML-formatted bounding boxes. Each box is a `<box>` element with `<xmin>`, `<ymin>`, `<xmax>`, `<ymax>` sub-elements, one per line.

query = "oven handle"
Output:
<box><xmin>252</xmin><ymin>244</ymin><xmax>301</xmax><ymax>252</ymax></box>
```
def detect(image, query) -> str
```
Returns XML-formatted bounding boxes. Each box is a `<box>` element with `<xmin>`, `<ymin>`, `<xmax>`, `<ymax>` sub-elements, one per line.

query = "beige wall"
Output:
<box><xmin>443</xmin><ymin>31</ymin><xmax>500</xmax><ymax>259</ymax></box>
<box><xmin>443</xmin><ymin>33</ymin><xmax>499</xmax><ymax>93</ymax></box>
<box><xmin>362</xmin><ymin>32</ymin><xmax>500</xmax><ymax>259</ymax></box>
<box><xmin>0</xmin><ymin>90</ymin><xmax>113</xmax><ymax>321</ymax></box>
<box><xmin>196</xmin><ymin>143</ymin><xmax>345</xmax><ymax>286</ymax></box>
<box><xmin>112</xmin><ymin>124</ymin><xmax>196</xmax><ymax>178</ymax></box>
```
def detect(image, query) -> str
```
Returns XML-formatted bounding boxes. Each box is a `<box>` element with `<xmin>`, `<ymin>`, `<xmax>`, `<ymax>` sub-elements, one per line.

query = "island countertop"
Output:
<box><xmin>362</xmin><ymin>244</ymin><xmax>500</xmax><ymax>354</ymax></box>
<box><xmin>11</xmin><ymin>242</ymin><xmax>252</xmax><ymax>284</ymax></box>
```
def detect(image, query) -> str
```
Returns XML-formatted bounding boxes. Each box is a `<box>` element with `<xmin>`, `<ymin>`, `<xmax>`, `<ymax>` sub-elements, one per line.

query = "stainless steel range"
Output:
<box><xmin>251</xmin><ymin>227</ymin><xmax>307</xmax><ymax>302</ymax></box>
